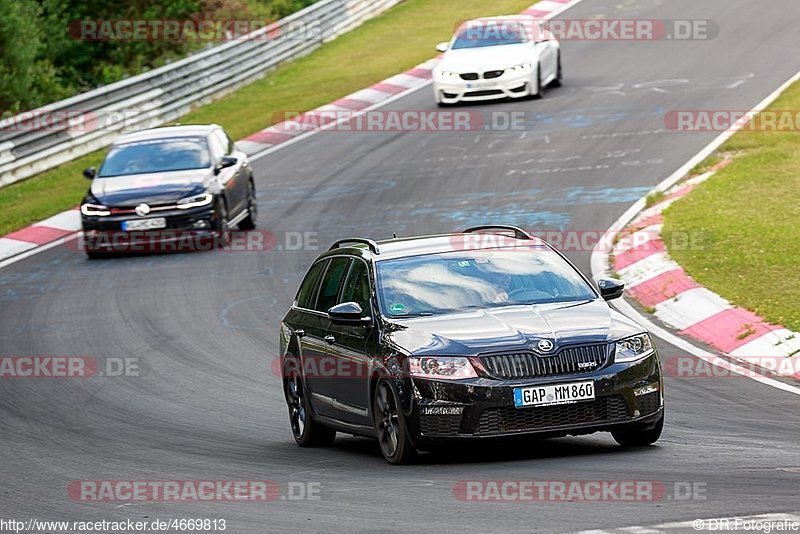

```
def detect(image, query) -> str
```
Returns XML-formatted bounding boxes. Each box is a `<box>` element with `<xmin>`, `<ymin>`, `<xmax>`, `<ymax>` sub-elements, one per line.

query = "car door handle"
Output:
<box><xmin>324</xmin><ymin>335</ymin><xmax>336</xmax><ymax>345</ymax></box>
<box><xmin>294</xmin><ymin>329</ymin><xmax>305</xmax><ymax>338</ymax></box>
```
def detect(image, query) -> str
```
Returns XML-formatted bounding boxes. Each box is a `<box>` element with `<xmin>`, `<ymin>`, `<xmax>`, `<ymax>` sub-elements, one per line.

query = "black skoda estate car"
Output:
<box><xmin>80</xmin><ymin>124</ymin><xmax>257</xmax><ymax>258</ymax></box>
<box><xmin>279</xmin><ymin>226</ymin><xmax>664</xmax><ymax>464</ymax></box>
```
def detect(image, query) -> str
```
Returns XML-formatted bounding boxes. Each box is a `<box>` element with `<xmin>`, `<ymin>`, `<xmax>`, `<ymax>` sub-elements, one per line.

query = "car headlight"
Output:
<box><xmin>510</xmin><ymin>63</ymin><xmax>532</xmax><ymax>74</ymax></box>
<box><xmin>176</xmin><ymin>192</ymin><xmax>214</xmax><ymax>209</ymax></box>
<box><xmin>615</xmin><ymin>333</ymin><xmax>655</xmax><ymax>363</ymax></box>
<box><xmin>80</xmin><ymin>203</ymin><xmax>110</xmax><ymax>216</ymax></box>
<box><xmin>436</xmin><ymin>70</ymin><xmax>461</xmax><ymax>82</ymax></box>
<box><xmin>408</xmin><ymin>356</ymin><xmax>478</xmax><ymax>380</ymax></box>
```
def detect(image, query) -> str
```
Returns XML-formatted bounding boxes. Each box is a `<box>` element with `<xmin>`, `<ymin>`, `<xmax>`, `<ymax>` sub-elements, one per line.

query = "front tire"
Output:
<box><xmin>213</xmin><ymin>198</ymin><xmax>231</xmax><ymax>247</ymax></box>
<box><xmin>550</xmin><ymin>53</ymin><xmax>563</xmax><ymax>88</ymax></box>
<box><xmin>532</xmin><ymin>64</ymin><xmax>545</xmax><ymax>99</ymax></box>
<box><xmin>373</xmin><ymin>379</ymin><xmax>417</xmax><ymax>465</ymax></box>
<box><xmin>612</xmin><ymin>410</ymin><xmax>664</xmax><ymax>447</ymax></box>
<box><xmin>86</xmin><ymin>249</ymin><xmax>109</xmax><ymax>260</ymax></box>
<box><xmin>238</xmin><ymin>180</ymin><xmax>257</xmax><ymax>231</ymax></box>
<box><xmin>284</xmin><ymin>360</ymin><xmax>336</xmax><ymax>447</ymax></box>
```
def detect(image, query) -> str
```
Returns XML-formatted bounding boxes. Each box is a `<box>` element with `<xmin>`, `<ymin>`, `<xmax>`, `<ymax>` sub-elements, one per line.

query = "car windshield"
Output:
<box><xmin>376</xmin><ymin>247</ymin><xmax>597</xmax><ymax>317</ymax></box>
<box><xmin>451</xmin><ymin>22</ymin><xmax>527</xmax><ymax>49</ymax></box>
<box><xmin>98</xmin><ymin>137</ymin><xmax>210</xmax><ymax>177</ymax></box>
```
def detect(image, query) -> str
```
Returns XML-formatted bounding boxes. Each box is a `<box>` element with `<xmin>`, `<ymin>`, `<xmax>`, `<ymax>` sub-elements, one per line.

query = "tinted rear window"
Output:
<box><xmin>314</xmin><ymin>257</ymin><xmax>351</xmax><ymax>312</ymax></box>
<box><xmin>296</xmin><ymin>260</ymin><xmax>327</xmax><ymax>309</ymax></box>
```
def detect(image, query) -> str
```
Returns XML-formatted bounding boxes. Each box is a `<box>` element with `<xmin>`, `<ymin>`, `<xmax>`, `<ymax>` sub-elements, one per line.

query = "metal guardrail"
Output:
<box><xmin>0</xmin><ymin>0</ymin><xmax>402</xmax><ymax>188</ymax></box>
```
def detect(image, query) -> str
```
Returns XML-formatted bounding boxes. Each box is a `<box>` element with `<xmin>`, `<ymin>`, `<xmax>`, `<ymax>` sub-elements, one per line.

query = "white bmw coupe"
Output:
<box><xmin>433</xmin><ymin>15</ymin><xmax>562</xmax><ymax>105</ymax></box>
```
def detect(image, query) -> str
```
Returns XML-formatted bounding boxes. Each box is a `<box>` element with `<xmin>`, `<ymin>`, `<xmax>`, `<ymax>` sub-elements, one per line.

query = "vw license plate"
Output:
<box><xmin>122</xmin><ymin>218</ymin><xmax>167</xmax><ymax>231</ymax></box>
<box><xmin>514</xmin><ymin>381</ymin><xmax>595</xmax><ymax>408</ymax></box>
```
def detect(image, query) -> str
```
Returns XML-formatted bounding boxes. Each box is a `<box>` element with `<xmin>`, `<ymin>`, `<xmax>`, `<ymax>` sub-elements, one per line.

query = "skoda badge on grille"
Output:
<box><xmin>537</xmin><ymin>339</ymin><xmax>555</xmax><ymax>353</ymax></box>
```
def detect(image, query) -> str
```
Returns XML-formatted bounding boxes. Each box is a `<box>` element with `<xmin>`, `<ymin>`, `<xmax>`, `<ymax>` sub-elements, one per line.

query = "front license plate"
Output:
<box><xmin>514</xmin><ymin>381</ymin><xmax>595</xmax><ymax>408</ymax></box>
<box><xmin>122</xmin><ymin>218</ymin><xmax>167</xmax><ymax>231</ymax></box>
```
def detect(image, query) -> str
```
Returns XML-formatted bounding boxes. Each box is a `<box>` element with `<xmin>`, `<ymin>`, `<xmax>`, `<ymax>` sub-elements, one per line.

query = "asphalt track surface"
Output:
<box><xmin>2</xmin><ymin>0</ymin><xmax>800</xmax><ymax>532</ymax></box>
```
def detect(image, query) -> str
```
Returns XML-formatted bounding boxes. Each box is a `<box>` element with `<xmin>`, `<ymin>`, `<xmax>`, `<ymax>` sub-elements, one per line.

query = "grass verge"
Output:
<box><xmin>662</xmin><ymin>81</ymin><xmax>800</xmax><ymax>332</ymax></box>
<box><xmin>0</xmin><ymin>0</ymin><xmax>534</xmax><ymax>236</ymax></box>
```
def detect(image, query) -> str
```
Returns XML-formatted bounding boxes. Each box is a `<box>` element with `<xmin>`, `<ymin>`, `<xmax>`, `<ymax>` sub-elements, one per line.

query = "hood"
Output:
<box><xmin>89</xmin><ymin>169</ymin><xmax>213</xmax><ymax>206</ymax></box>
<box><xmin>385</xmin><ymin>299</ymin><xmax>645</xmax><ymax>356</ymax></box>
<box><xmin>437</xmin><ymin>43</ymin><xmax>535</xmax><ymax>73</ymax></box>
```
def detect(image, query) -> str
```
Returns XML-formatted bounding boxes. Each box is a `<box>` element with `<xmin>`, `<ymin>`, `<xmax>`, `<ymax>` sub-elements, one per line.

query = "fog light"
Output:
<box><xmin>193</xmin><ymin>220</ymin><xmax>209</xmax><ymax>229</ymax></box>
<box><xmin>633</xmin><ymin>384</ymin><xmax>659</xmax><ymax>396</ymax></box>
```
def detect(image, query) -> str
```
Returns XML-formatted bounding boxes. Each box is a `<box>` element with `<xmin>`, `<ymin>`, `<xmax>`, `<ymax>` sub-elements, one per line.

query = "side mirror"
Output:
<box><xmin>435</xmin><ymin>42</ymin><xmax>449</xmax><ymax>53</ymax></box>
<box><xmin>598</xmin><ymin>278</ymin><xmax>625</xmax><ymax>301</ymax></box>
<box><xmin>328</xmin><ymin>302</ymin><xmax>371</xmax><ymax>327</ymax></box>
<box><xmin>214</xmin><ymin>156</ymin><xmax>238</xmax><ymax>175</ymax></box>
<box><xmin>83</xmin><ymin>167</ymin><xmax>96</xmax><ymax>180</ymax></box>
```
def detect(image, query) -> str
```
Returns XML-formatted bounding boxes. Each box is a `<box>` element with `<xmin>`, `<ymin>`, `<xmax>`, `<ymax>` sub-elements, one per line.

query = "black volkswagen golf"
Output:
<box><xmin>280</xmin><ymin>226</ymin><xmax>664</xmax><ymax>464</ymax></box>
<box><xmin>80</xmin><ymin>124</ymin><xmax>257</xmax><ymax>258</ymax></box>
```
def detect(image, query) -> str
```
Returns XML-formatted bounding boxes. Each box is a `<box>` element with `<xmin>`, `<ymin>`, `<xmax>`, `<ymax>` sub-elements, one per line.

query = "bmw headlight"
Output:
<box><xmin>510</xmin><ymin>63</ymin><xmax>532</xmax><ymax>74</ymax></box>
<box><xmin>176</xmin><ymin>192</ymin><xmax>213</xmax><ymax>209</ymax></box>
<box><xmin>80</xmin><ymin>203</ymin><xmax>110</xmax><ymax>216</ymax></box>
<box><xmin>615</xmin><ymin>333</ymin><xmax>655</xmax><ymax>363</ymax></box>
<box><xmin>408</xmin><ymin>356</ymin><xmax>478</xmax><ymax>380</ymax></box>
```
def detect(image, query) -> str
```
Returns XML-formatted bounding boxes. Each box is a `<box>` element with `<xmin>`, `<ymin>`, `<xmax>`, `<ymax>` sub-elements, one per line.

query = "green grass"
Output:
<box><xmin>0</xmin><ymin>0</ymin><xmax>533</xmax><ymax>236</ymax></box>
<box><xmin>644</xmin><ymin>190</ymin><xmax>666</xmax><ymax>209</ymax></box>
<box><xmin>663</xmin><ymin>81</ymin><xmax>800</xmax><ymax>332</ymax></box>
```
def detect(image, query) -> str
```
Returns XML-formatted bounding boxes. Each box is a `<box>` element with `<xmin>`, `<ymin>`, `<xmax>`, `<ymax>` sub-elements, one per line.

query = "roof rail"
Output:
<box><xmin>329</xmin><ymin>238</ymin><xmax>380</xmax><ymax>255</ymax></box>
<box><xmin>462</xmin><ymin>225</ymin><xmax>533</xmax><ymax>240</ymax></box>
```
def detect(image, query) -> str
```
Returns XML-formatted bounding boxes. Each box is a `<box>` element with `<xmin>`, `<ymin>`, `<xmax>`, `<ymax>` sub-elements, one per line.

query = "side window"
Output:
<box><xmin>314</xmin><ymin>257</ymin><xmax>351</xmax><ymax>313</ymax></box>
<box><xmin>296</xmin><ymin>260</ymin><xmax>327</xmax><ymax>309</ymax></box>
<box><xmin>340</xmin><ymin>260</ymin><xmax>372</xmax><ymax>317</ymax></box>
<box><xmin>208</xmin><ymin>132</ymin><xmax>226</xmax><ymax>161</ymax></box>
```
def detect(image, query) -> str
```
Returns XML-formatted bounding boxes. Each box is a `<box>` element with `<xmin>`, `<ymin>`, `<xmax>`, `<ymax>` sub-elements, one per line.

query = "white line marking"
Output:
<box><xmin>0</xmin><ymin>238</ymin><xmax>38</xmax><ymax>261</ymax></box>
<box><xmin>0</xmin><ymin>232</ymin><xmax>81</xmax><ymax>270</ymax></box>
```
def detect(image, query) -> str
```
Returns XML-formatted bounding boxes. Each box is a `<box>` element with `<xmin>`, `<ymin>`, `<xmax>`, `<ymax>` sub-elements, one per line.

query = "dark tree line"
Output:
<box><xmin>0</xmin><ymin>0</ymin><xmax>318</xmax><ymax>113</ymax></box>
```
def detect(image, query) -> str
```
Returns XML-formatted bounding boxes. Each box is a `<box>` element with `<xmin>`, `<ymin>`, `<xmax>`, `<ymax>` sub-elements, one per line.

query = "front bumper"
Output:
<box><xmin>81</xmin><ymin>204</ymin><xmax>218</xmax><ymax>252</ymax></box>
<box><xmin>433</xmin><ymin>72</ymin><xmax>532</xmax><ymax>103</ymax></box>
<box><xmin>406</xmin><ymin>352</ymin><xmax>663</xmax><ymax>446</ymax></box>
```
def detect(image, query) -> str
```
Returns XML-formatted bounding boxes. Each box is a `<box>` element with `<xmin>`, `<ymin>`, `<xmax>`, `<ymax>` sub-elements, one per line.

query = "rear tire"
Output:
<box><xmin>612</xmin><ymin>410</ymin><xmax>664</xmax><ymax>447</ymax></box>
<box><xmin>284</xmin><ymin>360</ymin><xmax>336</xmax><ymax>447</ymax></box>
<box><xmin>373</xmin><ymin>379</ymin><xmax>417</xmax><ymax>465</ymax></box>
